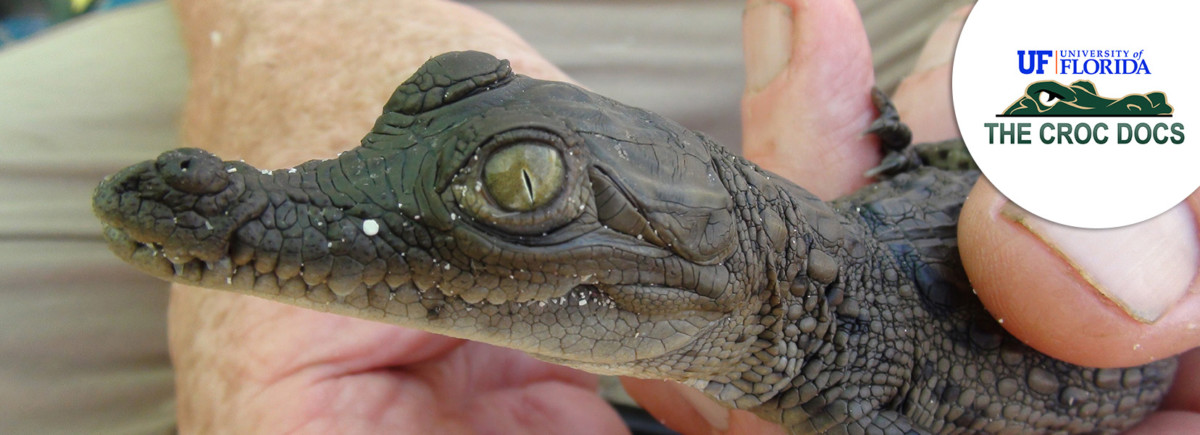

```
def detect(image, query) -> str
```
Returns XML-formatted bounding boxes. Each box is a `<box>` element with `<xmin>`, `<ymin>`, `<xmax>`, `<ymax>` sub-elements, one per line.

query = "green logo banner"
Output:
<box><xmin>1002</xmin><ymin>80</ymin><xmax>1172</xmax><ymax>116</ymax></box>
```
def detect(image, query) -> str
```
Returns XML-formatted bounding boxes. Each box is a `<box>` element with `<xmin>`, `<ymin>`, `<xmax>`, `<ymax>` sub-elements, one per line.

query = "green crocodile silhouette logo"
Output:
<box><xmin>1001</xmin><ymin>80</ymin><xmax>1172</xmax><ymax>116</ymax></box>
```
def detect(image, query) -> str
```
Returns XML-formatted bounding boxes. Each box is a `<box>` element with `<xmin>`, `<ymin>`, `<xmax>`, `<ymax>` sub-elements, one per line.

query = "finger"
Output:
<box><xmin>620</xmin><ymin>378</ymin><xmax>724</xmax><ymax>434</ymax></box>
<box><xmin>1124</xmin><ymin>411</ymin><xmax>1200</xmax><ymax>435</ymax></box>
<box><xmin>168</xmin><ymin>286</ymin><xmax>467</xmax><ymax>429</ymax></box>
<box><xmin>1162</xmin><ymin>347</ymin><xmax>1200</xmax><ymax>412</ymax></box>
<box><xmin>741</xmin><ymin>0</ymin><xmax>879</xmax><ymax>199</ymax></box>
<box><xmin>169</xmin><ymin>287</ymin><xmax>464</xmax><ymax>379</ymax></box>
<box><xmin>890</xmin><ymin>5</ymin><xmax>1200</xmax><ymax>366</ymax></box>
<box><xmin>959</xmin><ymin>181</ymin><xmax>1200</xmax><ymax>367</ymax></box>
<box><xmin>468</xmin><ymin>381</ymin><xmax>629</xmax><ymax>435</ymax></box>
<box><xmin>406</xmin><ymin>342</ymin><xmax>620</xmax><ymax>434</ymax></box>
<box><xmin>620</xmin><ymin>378</ymin><xmax>785</xmax><ymax>435</ymax></box>
<box><xmin>891</xmin><ymin>5</ymin><xmax>971</xmax><ymax>142</ymax></box>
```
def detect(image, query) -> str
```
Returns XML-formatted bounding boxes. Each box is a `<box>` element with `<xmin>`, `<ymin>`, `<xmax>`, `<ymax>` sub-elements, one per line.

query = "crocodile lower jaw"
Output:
<box><xmin>102</xmin><ymin>223</ymin><xmax>723</xmax><ymax>319</ymax></box>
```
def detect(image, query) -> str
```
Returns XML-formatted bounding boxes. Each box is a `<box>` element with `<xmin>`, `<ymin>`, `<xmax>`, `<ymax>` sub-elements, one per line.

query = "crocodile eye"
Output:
<box><xmin>484</xmin><ymin>144</ymin><xmax>565</xmax><ymax>211</ymax></box>
<box><xmin>1039</xmin><ymin>90</ymin><xmax>1060</xmax><ymax>106</ymax></box>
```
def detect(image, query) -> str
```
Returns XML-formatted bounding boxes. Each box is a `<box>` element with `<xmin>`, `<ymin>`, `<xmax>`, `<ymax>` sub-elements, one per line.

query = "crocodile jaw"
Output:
<box><xmin>99</xmin><ymin>215</ymin><xmax>737</xmax><ymax>378</ymax></box>
<box><xmin>92</xmin><ymin>153</ymin><xmax>746</xmax><ymax>379</ymax></box>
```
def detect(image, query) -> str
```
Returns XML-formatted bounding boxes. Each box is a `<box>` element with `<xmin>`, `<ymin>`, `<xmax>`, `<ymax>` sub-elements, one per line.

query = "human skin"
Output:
<box><xmin>168</xmin><ymin>0</ymin><xmax>1199</xmax><ymax>433</ymax></box>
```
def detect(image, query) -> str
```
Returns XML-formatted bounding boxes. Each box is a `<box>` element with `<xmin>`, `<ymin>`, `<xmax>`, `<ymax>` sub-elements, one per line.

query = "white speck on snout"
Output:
<box><xmin>226</xmin><ymin>167</ymin><xmax>237</xmax><ymax>173</ymax></box>
<box><xmin>362</xmin><ymin>219</ymin><xmax>380</xmax><ymax>236</ymax></box>
<box><xmin>210</xmin><ymin>31</ymin><xmax>222</xmax><ymax>47</ymax></box>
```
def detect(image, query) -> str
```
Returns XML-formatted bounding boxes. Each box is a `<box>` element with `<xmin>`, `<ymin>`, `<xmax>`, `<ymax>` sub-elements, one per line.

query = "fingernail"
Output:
<box><xmin>744</xmin><ymin>0</ymin><xmax>793</xmax><ymax>92</ymax></box>
<box><xmin>674</xmin><ymin>382</ymin><xmax>730</xmax><ymax>431</ymax></box>
<box><xmin>1003</xmin><ymin>202</ymin><xmax>1199</xmax><ymax>322</ymax></box>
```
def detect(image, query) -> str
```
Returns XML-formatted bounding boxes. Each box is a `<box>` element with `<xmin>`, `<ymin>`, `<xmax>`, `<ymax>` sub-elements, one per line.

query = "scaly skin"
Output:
<box><xmin>93</xmin><ymin>51</ymin><xmax>1174</xmax><ymax>434</ymax></box>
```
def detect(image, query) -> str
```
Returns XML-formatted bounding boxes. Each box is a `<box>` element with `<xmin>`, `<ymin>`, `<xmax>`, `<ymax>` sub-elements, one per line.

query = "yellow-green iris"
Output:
<box><xmin>483</xmin><ymin>144</ymin><xmax>565</xmax><ymax>211</ymax></box>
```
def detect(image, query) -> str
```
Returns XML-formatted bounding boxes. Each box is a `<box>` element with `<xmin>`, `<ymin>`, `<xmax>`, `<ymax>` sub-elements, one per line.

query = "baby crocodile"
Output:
<box><xmin>93</xmin><ymin>51</ymin><xmax>1174</xmax><ymax>434</ymax></box>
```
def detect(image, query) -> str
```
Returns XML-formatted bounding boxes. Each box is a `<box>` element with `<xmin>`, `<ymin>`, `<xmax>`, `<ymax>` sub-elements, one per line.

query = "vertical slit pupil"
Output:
<box><xmin>522</xmin><ymin>169</ymin><xmax>535</xmax><ymax>204</ymax></box>
<box><xmin>482</xmin><ymin>143</ymin><xmax>565</xmax><ymax>212</ymax></box>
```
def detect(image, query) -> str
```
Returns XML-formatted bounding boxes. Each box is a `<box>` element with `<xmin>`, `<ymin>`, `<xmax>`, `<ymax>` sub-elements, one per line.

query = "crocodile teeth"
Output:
<box><xmin>164</xmin><ymin>246</ymin><xmax>195</xmax><ymax>265</ymax></box>
<box><xmin>204</xmin><ymin>258</ymin><xmax>233</xmax><ymax>276</ymax></box>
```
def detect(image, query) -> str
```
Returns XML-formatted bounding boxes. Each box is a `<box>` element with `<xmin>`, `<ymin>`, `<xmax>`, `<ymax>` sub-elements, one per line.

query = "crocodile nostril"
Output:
<box><xmin>156</xmin><ymin>148</ymin><xmax>229</xmax><ymax>194</ymax></box>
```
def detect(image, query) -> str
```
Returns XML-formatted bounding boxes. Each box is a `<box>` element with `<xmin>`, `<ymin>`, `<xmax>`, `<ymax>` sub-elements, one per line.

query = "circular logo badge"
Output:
<box><xmin>953</xmin><ymin>0</ymin><xmax>1199</xmax><ymax>228</ymax></box>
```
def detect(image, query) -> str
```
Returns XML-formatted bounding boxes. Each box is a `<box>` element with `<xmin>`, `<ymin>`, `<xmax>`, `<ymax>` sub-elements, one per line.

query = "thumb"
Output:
<box><xmin>887</xmin><ymin>4</ymin><xmax>1199</xmax><ymax>367</ymax></box>
<box><xmin>961</xmin><ymin>183</ymin><xmax>1200</xmax><ymax>367</ymax></box>
<box><xmin>741</xmin><ymin>0</ymin><xmax>879</xmax><ymax>199</ymax></box>
<box><xmin>893</xmin><ymin>6</ymin><xmax>1200</xmax><ymax>367</ymax></box>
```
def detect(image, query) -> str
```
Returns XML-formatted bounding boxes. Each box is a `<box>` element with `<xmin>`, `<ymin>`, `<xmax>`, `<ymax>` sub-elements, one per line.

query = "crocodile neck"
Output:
<box><xmin>671</xmin><ymin>144</ymin><xmax>914</xmax><ymax>427</ymax></box>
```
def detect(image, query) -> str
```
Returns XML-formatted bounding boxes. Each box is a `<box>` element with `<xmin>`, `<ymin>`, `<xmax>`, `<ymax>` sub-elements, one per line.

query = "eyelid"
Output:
<box><xmin>450</xmin><ymin>128</ymin><xmax>588</xmax><ymax>237</ymax></box>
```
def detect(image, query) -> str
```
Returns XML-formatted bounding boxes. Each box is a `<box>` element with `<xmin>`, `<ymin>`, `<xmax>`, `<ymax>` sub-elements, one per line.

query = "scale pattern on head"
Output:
<box><xmin>93</xmin><ymin>51</ymin><xmax>777</xmax><ymax>381</ymax></box>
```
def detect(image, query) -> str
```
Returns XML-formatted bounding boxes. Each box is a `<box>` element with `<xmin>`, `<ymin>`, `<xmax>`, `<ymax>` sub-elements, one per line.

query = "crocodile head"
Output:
<box><xmin>94</xmin><ymin>51</ymin><xmax>777</xmax><ymax>382</ymax></box>
<box><xmin>93</xmin><ymin>148</ymin><xmax>268</xmax><ymax>276</ymax></box>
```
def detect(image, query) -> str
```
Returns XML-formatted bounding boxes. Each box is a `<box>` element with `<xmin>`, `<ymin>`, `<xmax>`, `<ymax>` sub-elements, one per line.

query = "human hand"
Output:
<box><xmin>168</xmin><ymin>1</ymin><xmax>628</xmax><ymax>433</ymax></box>
<box><xmin>170</xmin><ymin>290</ymin><xmax>628</xmax><ymax>433</ymax></box>
<box><xmin>624</xmin><ymin>1</ymin><xmax>1200</xmax><ymax>433</ymax></box>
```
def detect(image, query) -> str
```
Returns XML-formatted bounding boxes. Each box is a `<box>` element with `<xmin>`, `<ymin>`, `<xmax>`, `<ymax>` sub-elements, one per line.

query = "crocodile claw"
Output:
<box><xmin>865</xmin><ymin>87</ymin><xmax>912</xmax><ymax>152</ymax></box>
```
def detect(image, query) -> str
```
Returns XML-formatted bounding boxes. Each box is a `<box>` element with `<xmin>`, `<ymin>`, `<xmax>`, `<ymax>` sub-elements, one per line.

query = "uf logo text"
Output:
<box><xmin>1018</xmin><ymin>50</ymin><xmax>1053</xmax><ymax>74</ymax></box>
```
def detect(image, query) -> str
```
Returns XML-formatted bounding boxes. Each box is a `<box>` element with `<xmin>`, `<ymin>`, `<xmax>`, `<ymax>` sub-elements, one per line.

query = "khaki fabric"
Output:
<box><xmin>0</xmin><ymin>3</ymin><xmax>184</xmax><ymax>434</ymax></box>
<box><xmin>859</xmin><ymin>0</ymin><xmax>975</xmax><ymax>93</ymax></box>
<box><xmin>475</xmin><ymin>0</ymin><xmax>975</xmax><ymax>152</ymax></box>
<box><xmin>472</xmin><ymin>0</ymin><xmax>746</xmax><ymax>150</ymax></box>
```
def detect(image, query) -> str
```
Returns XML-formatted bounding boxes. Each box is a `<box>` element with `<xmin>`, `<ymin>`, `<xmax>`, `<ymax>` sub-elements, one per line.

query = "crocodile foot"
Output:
<box><xmin>863</xmin><ymin>88</ymin><xmax>976</xmax><ymax>178</ymax></box>
<box><xmin>864</xmin><ymin>87</ymin><xmax>919</xmax><ymax>178</ymax></box>
<box><xmin>865</xmin><ymin>87</ymin><xmax>912</xmax><ymax>151</ymax></box>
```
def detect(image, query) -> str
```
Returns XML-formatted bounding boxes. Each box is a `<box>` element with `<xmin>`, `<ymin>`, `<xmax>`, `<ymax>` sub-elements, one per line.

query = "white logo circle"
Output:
<box><xmin>953</xmin><ymin>0</ymin><xmax>1199</xmax><ymax>228</ymax></box>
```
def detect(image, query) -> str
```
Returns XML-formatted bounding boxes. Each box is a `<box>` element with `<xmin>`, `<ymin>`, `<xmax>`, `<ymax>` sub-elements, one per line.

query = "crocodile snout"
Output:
<box><xmin>156</xmin><ymin>148</ymin><xmax>229</xmax><ymax>195</ymax></box>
